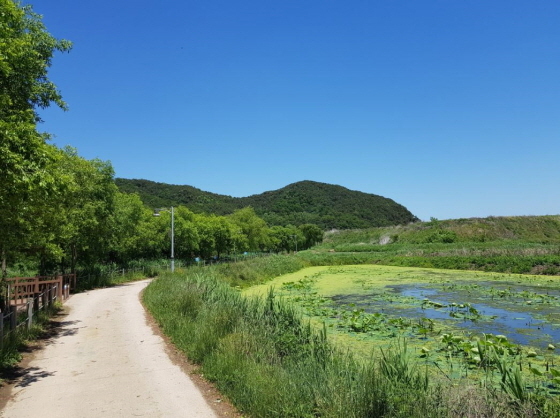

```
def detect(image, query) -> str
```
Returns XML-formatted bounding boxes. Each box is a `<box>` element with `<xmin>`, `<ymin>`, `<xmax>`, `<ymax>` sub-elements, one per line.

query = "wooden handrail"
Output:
<box><xmin>5</xmin><ymin>274</ymin><xmax>75</xmax><ymax>306</ymax></box>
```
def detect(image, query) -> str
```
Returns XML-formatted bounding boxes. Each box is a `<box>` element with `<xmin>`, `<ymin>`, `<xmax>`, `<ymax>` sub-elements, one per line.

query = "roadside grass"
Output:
<box><xmin>209</xmin><ymin>254</ymin><xmax>308</xmax><ymax>288</ymax></box>
<box><xmin>143</xmin><ymin>266</ymin><xmax>560</xmax><ymax>417</ymax></box>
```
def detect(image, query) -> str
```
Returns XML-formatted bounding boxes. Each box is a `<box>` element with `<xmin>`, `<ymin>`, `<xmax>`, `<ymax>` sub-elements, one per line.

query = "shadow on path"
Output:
<box><xmin>15</xmin><ymin>367</ymin><xmax>56</xmax><ymax>388</ymax></box>
<box><xmin>0</xmin><ymin>312</ymin><xmax>78</xmax><ymax>388</ymax></box>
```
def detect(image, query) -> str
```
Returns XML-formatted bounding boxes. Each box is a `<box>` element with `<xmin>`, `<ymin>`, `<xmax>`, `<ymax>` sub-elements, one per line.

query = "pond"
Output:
<box><xmin>244</xmin><ymin>265</ymin><xmax>560</xmax><ymax>390</ymax></box>
<box><xmin>330</xmin><ymin>281</ymin><xmax>560</xmax><ymax>348</ymax></box>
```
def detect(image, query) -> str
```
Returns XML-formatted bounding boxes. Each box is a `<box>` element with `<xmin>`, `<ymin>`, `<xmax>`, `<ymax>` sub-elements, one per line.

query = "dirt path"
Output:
<box><xmin>0</xmin><ymin>279</ymin><xmax>235</xmax><ymax>418</ymax></box>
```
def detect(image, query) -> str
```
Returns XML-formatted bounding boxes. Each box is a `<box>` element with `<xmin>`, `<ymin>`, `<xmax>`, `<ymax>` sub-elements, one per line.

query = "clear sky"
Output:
<box><xmin>30</xmin><ymin>0</ymin><xmax>559</xmax><ymax>221</ymax></box>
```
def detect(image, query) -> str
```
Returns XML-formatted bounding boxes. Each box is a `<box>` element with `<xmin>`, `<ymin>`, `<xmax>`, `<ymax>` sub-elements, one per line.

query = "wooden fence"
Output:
<box><xmin>1</xmin><ymin>274</ymin><xmax>76</xmax><ymax>347</ymax></box>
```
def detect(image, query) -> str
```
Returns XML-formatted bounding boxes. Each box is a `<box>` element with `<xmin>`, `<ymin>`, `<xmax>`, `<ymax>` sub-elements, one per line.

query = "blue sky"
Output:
<box><xmin>31</xmin><ymin>0</ymin><xmax>559</xmax><ymax>221</ymax></box>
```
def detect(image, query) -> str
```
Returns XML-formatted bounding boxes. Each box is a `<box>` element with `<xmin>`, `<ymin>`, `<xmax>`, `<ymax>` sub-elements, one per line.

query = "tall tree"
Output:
<box><xmin>173</xmin><ymin>206</ymin><xmax>199</xmax><ymax>260</ymax></box>
<box><xmin>207</xmin><ymin>215</ymin><xmax>236</xmax><ymax>259</ymax></box>
<box><xmin>229</xmin><ymin>207</ymin><xmax>269</xmax><ymax>251</ymax></box>
<box><xmin>298</xmin><ymin>224</ymin><xmax>324</xmax><ymax>249</ymax></box>
<box><xmin>55</xmin><ymin>148</ymin><xmax>117</xmax><ymax>273</ymax></box>
<box><xmin>109</xmin><ymin>192</ymin><xmax>146</xmax><ymax>263</ymax></box>
<box><xmin>0</xmin><ymin>0</ymin><xmax>71</xmax><ymax>277</ymax></box>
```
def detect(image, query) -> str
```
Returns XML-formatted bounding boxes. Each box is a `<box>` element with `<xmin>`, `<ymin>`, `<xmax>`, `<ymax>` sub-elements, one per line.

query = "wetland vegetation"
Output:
<box><xmin>146</xmin><ymin>256</ymin><xmax>560</xmax><ymax>417</ymax></box>
<box><xmin>245</xmin><ymin>266</ymin><xmax>560</xmax><ymax>394</ymax></box>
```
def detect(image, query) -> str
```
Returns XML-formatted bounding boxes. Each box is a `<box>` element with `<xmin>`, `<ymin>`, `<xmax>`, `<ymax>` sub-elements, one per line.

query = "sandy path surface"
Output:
<box><xmin>1</xmin><ymin>280</ymin><xmax>219</xmax><ymax>418</ymax></box>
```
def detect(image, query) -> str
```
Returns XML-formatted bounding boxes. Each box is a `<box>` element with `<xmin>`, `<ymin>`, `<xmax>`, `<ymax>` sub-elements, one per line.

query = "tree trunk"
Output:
<box><xmin>71</xmin><ymin>244</ymin><xmax>77</xmax><ymax>274</ymax></box>
<box><xmin>0</xmin><ymin>248</ymin><xmax>7</xmax><ymax>312</ymax></box>
<box><xmin>1</xmin><ymin>248</ymin><xmax>6</xmax><ymax>279</ymax></box>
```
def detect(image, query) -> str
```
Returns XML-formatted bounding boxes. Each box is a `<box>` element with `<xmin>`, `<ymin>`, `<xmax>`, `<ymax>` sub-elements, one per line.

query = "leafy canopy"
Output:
<box><xmin>0</xmin><ymin>0</ymin><xmax>72</xmax><ymax>276</ymax></box>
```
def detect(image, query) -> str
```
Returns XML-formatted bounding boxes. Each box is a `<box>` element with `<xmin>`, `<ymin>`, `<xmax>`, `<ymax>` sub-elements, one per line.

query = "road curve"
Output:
<box><xmin>1</xmin><ymin>279</ymin><xmax>218</xmax><ymax>418</ymax></box>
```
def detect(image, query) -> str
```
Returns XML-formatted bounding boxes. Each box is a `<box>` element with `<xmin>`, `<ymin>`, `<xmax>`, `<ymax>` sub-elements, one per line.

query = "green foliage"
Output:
<box><xmin>0</xmin><ymin>0</ymin><xmax>71</xmax><ymax>277</ymax></box>
<box><xmin>116</xmin><ymin>178</ymin><xmax>419</xmax><ymax>229</ymax></box>
<box><xmin>115</xmin><ymin>178</ymin><xmax>239</xmax><ymax>213</ymax></box>
<box><xmin>267</xmin><ymin>225</ymin><xmax>303</xmax><ymax>253</ymax></box>
<box><xmin>74</xmin><ymin>259</ymin><xmax>167</xmax><ymax>291</ymax></box>
<box><xmin>321</xmin><ymin>216</ymin><xmax>560</xmax><ymax>248</ymax></box>
<box><xmin>228</xmin><ymin>207</ymin><xmax>269</xmax><ymax>251</ymax></box>
<box><xmin>173</xmin><ymin>207</ymin><xmax>200</xmax><ymax>258</ymax></box>
<box><xmin>299</xmin><ymin>223</ymin><xmax>324</xmax><ymax>248</ymax></box>
<box><xmin>109</xmin><ymin>192</ymin><xmax>146</xmax><ymax>263</ymax></box>
<box><xmin>379</xmin><ymin>341</ymin><xmax>428</xmax><ymax>391</ymax></box>
<box><xmin>0</xmin><ymin>0</ymin><xmax>71</xmax><ymax>119</ymax></box>
<box><xmin>52</xmin><ymin>147</ymin><xmax>118</xmax><ymax>272</ymax></box>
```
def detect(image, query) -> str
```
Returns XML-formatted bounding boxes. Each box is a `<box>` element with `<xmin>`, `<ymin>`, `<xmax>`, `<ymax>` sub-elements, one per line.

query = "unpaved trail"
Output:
<box><xmin>1</xmin><ymin>280</ymin><xmax>220</xmax><ymax>418</ymax></box>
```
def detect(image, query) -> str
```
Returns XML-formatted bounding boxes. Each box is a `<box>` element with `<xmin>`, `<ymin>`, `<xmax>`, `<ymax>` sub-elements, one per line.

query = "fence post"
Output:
<box><xmin>48</xmin><ymin>285</ymin><xmax>54</xmax><ymax>306</ymax></box>
<box><xmin>42</xmin><ymin>289</ymin><xmax>48</xmax><ymax>310</ymax></box>
<box><xmin>27</xmin><ymin>300</ymin><xmax>33</xmax><ymax>330</ymax></box>
<box><xmin>10</xmin><ymin>305</ymin><xmax>17</xmax><ymax>330</ymax></box>
<box><xmin>56</xmin><ymin>275</ymin><xmax>63</xmax><ymax>301</ymax></box>
<box><xmin>13</xmin><ymin>278</ymin><xmax>19</xmax><ymax>307</ymax></box>
<box><xmin>34</xmin><ymin>293</ymin><xmax>40</xmax><ymax>314</ymax></box>
<box><xmin>0</xmin><ymin>313</ymin><xmax>4</xmax><ymax>349</ymax></box>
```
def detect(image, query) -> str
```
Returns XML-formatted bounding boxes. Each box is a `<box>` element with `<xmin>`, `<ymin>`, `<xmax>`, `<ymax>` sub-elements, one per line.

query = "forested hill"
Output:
<box><xmin>115</xmin><ymin>178</ymin><xmax>419</xmax><ymax>229</ymax></box>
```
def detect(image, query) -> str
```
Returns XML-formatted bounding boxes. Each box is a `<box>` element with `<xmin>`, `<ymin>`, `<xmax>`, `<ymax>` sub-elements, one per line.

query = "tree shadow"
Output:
<box><xmin>14</xmin><ymin>366</ymin><xmax>56</xmax><ymax>387</ymax></box>
<box><xmin>0</xmin><ymin>314</ymin><xmax>81</xmax><ymax>385</ymax></box>
<box><xmin>46</xmin><ymin>319</ymin><xmax>82</xmax><ymax>339</ymax></box>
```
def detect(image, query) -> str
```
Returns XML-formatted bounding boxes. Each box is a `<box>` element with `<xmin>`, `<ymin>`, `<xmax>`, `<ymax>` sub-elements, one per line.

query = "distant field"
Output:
<box><xmin>244</xmin><ymin>265</ymin><xmax>560</xmax><ymax>392</ymax></box>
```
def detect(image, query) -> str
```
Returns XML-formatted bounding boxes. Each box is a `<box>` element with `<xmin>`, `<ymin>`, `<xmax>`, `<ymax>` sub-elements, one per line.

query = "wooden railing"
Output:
<box><xmin>6</xmin><ymin>274</ymin><xmax>76</xmax><ymax>306</ymax></box>
<box><xmin>1</xmin><ymin>274</ymin><xmax>76</xmax><ymax>347</ymax></box>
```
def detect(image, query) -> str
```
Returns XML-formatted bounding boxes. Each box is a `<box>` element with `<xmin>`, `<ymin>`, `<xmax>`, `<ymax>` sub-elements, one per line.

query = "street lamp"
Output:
<box><xmin>290</xmin><ymin>235</ymin><xmax>298</xmax><ymax>253</ymax></box>
<box><xmin>153</xmin><ymin>206</ymin><xmax>174</xmax><ymax>273</ymax></box>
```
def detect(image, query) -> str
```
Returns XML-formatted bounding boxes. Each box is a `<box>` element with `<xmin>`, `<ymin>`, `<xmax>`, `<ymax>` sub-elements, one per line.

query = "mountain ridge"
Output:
<box><xmin>115</xmin><ymin>178</ymin><xmax>419</xmax><ymax>229</ymax></box>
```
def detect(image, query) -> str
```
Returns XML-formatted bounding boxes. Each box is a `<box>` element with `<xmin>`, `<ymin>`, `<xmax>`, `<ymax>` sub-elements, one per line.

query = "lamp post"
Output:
<box><xmin>154</xmin><ymin>206</ymin><xmax>174</xmax><ymax>272</ymax></box>
<box><xmin>290</xmin><ymin>235</ymin><xmax>298</xmax><ymax>253</ymax></box>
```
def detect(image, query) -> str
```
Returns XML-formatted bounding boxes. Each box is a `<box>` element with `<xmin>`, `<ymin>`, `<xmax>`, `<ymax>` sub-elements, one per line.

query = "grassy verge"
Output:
<box><xmin>143</xmin><ymin>260</ymin><xmax>560</xmax><ymax>417</ymax></box>
<box><xmin>209</xmin><ymin>254</ymin><xmax>308</xmax><ymax>288</ymax></box>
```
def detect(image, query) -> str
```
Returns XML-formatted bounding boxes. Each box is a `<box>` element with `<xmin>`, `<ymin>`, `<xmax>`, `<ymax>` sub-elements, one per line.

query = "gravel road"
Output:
<box><xmin>1</xmin><ymin>279</ymin><xmax>220</xmax><ymax>418</ymax></box>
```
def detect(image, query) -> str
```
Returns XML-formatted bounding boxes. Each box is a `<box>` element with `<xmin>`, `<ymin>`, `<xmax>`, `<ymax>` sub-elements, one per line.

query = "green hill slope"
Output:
<box><xmin>318</xmin><ymin>215</ymin><xmax>560</xmax><ymax>248</ymax></box>
<box><xmin>115</xmin><ymin>178</ymin><xmax>418</xmax><ymax>229</ymax></box>
<box><xmin>307</xmin><ymin>215</ymin><xmax>560</xmax><ymax>275</ymax></box>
